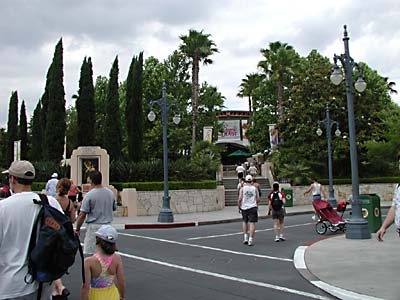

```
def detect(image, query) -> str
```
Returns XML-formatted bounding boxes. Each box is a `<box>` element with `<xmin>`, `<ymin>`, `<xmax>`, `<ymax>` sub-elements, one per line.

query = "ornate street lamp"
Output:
<box><xmin>148</xmin><ymin>81</ymin><xmax>181</xmax><ymax>223</ymax></box>
<box><xmin>317</xmin><ymin>104</ymin><xmax>341</xmax><ymax>207</ymax></box>
<box><xmin>330</xmin><ymin>25</ymin><xmax>370</xmax><ymax>239</ymax></box>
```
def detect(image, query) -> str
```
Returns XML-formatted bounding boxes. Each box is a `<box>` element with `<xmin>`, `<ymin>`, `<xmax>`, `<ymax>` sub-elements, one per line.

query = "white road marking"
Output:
<box><xmin>118</xmin><ymin>251</ymin><xmax>332</xmax><ymax>300</ymax></box>
<box><xmin>119</xmin><ymin>232</ymin><xmax>293</xmax><ymax>262</ymax></box>
<box><xmin>311</xmin><ymin>281</ymin><xmax>384</xmax><ymax>300</ymax></box>
<box><xmin>187</xmin><ymin>222</ymin><xmax>314</xmax><ymax>241</ymax></box>
<box><xmin>294</xmin><ymin>246</ymin><xmax>308</xmax><ymax>269</ymax></box>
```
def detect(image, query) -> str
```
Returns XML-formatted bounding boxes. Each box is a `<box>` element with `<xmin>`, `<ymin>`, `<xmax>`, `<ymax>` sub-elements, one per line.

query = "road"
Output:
<box><xmin>63</xmin><ymin>212</ymin><xmax>340</xmax><ymax>300</ymax></box>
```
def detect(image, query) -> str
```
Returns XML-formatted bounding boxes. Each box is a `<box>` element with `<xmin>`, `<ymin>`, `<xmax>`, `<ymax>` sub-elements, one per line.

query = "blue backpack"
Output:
<box><xmin>25</xmin><ymin>194</ymin><xmax>84</xmax><ymax>296</ymax></box>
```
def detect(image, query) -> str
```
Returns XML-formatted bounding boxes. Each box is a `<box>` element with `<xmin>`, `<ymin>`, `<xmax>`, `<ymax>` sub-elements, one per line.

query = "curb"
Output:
<box><xmin>294</xmin><ymin>244</ymin><xmax>385</xmax><ymax>300</ymax></box>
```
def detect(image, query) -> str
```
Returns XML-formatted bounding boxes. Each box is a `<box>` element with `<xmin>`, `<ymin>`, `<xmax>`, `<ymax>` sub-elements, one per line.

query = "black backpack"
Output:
<box><xmin>271</xmin><ymin>191</ymin><xmax>283</xmax><ymax>210</ymax></box>
<box><xmin>25</xmin><ymin>194</ymin><xmax>84</xmax><ymax>296</ymax></box>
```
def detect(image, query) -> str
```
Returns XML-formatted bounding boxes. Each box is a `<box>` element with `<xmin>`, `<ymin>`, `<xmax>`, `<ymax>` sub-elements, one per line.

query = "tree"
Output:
<box><xmin>43</xmin><ymin>38</ymin><xmax>66</xmax><ymax>162</ymax></box>
<box><xmin>19</xmin><ymin>100</ymin><xmax>28</xmax><ymax>160</ymax></box>
<box><xmin>125</xmin><ymin>52</ymin><xmax>144</xmax><ymax>161</ymax></box>
<box><xmin>179</xmin><ymin>29</ymin><xmax>218</xmax><ymax>149</ymax></box>
<box><xmin>76</xmin><ymin>57</ymin><xmax>95</xmax><ymax>146</ymax></box>
<box><xmin>258</xmin><ymin>41</ymin><xmax>299</xmax><ymax>123</ymax></box>
<box><xmin>0</xmin><ymin>128</ymin><xmax>7</xmax><ymax>167</ymax></box>
<box><xmin>30</xmin><ymin>101</ymin><xmax>43</xmax><ymax>161</ymax></box>
<box><xmin>65</xmin><ymin>105</ymin><xmax>78</xmax><ymax>157</ymax></box>
<box><xmin>237</xmin><ymin>73</ymin><xmax>264</xmax><ymax>112</ymax></box>
<box><xmin>93</xmin><ymin>76</ymin><xmax>109</xmax><ymax>147</ymax></box>
<box><xmin>6</xmin><ymin>91</ymin><xmax>18</xmax><ymax>165</ymax></box>
<box><xmin>104</xmin><ymin>56</ymin><xmax>122</xmax><ymax>160</ymax></box>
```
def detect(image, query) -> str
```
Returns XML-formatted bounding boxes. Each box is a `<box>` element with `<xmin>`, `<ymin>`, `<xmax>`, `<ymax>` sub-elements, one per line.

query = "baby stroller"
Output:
<box><xmin>313</xmin><ymin>200</ymin><xmax>348</xmax><ymax>235</ymax></box>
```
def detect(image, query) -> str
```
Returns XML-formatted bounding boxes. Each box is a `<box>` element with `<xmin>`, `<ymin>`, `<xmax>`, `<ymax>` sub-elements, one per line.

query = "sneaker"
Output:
<box><xmin>312</xmin><ymin>215</ymin><xmax>317</xmax><ymax>221</ymax></box>
<box><xmin>243</xmin><ymin>239</ymin><xmax>248</xmax><ymax>245</ymax></box>
<box><xmin>279</xmin><ymin>235</ymin><xmax>286</xmax><ymax>241</ymax></box>
<box><xmin>274</xmin><ymin>236</ymin><xmax>280</xmax><ymax>242</ymax></box>
<box><xmin>248</xmin><ymin>239</ymin><xmax>254</xmax><ymax>246</ymax></box>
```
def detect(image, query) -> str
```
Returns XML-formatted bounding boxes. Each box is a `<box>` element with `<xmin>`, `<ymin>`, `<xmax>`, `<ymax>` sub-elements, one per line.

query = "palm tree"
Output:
<box><xmin>237</xmin><ymin>73</ymin><xmax>264</xmax><ymax>113</ymax></box>
<box><xmin>179</xmin><ymin>29</ymin><xmax>218</xmax><ymax>149</ymax></box>
<box><xmin>258</xmin><ymin>41</ymin><xmax>299</xmax><ymax>123</ymax></box>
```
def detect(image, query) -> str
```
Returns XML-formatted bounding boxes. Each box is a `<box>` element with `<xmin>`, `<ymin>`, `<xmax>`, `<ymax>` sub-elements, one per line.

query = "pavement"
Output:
<box><xmin>111</xmin><ymin>202</ymin><xmax>396</xmax><ymax>300</ymax></box>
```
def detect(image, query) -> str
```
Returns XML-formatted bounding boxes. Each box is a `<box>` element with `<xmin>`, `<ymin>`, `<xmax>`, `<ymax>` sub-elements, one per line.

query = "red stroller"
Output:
<box><xmin>313</xmin><ymin>200</ymin><xmax>348</xmax><ymax>235</ymax></box>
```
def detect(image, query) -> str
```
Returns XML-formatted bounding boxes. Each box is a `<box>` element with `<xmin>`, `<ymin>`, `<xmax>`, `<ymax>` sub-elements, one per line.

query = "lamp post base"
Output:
<box><xmin>158</xmin><ymin>207</ymin><xmax>174</xmax><ymax>223</ymax></box>
<box><xmin>345</xmin><ymin>220</ymin><xmax>371</xmax><ymax>239</ymax></box>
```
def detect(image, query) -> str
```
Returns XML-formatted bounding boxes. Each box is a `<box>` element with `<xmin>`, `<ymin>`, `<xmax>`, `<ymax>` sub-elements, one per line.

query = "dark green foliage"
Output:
<box><xmin>6</xmin><ymin>91</ymin><xmax>18</xmax><ymax>165</ymax></box>
<box><xmin>94</xmin><ymin>76</ymin><xmax>108</xmax><ymax>147</ymax></box>
<box><xmin>31</xmin><ymin>160</ymin><xmax>69</xmax><ymax>181</ymax></box>
<box><xmin>76</xmin><ymin>57</ymin><xmax>95</xmax><ymax>146</ymax></box>
<box><xmin>103</xmin><ymin>57</ymin><xmax>122</xmax><ymax>160</ymax></box>
<box><xmin>125</xmin><ymin>52</ymin><xmax>144</xmax><ymax>161</ymax></box>
<box><xmin>0</xmin><ymin>128</ymin><xmax>7</xmax><ymax>167</ymax></box>
<box><xmin>65</xmin><ymin>105</ymin><xmax>78</xmax><ymax>157</ymax></box>
<box><xmin>30</xmin><ymin>101</ymin><xmax>43</xmax><ymax>161</ymax></box>
<box><xmin>43</xmin><ymin>39</ymin><xmax>66</xmax><ymax>161</ymax></box>
<box><xmin>19</xmin><ymin>101</ymin><xmax>28</xmax><ymax>159</ymax></box>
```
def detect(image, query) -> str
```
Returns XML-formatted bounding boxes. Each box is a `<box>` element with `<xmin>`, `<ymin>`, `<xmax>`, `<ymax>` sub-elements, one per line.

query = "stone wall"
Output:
<box><xmin>290</xmin><ymin>183</ymin><xmax>397</xmax><ymax>205</ymax></box>
<box><xmin>121</xmin><ymin>186</ymin><xmax>225</xmax><ymax>216</ymax></box>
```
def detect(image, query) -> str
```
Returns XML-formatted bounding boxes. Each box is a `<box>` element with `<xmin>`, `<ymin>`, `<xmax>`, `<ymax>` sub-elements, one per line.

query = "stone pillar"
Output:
<box><xmin>121</xmin><ymin>188</ymin><xmax>138</xmax><ymax>217</ymax></box>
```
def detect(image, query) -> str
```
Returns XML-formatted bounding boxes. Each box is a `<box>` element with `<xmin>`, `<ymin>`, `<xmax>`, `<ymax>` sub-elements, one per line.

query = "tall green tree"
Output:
<box><xmin>65</xmin><ymin>105</ymin><xmax>78</xmax><ymax>157</ymax></box>
<box><xmin>104</xmin><ymin>56</ymin><xmax>122</xmax><ymax>160</ymax></box>
<box><xmin>6</xmin><ymin>91</ymin><xmax>18</xmax><ymax>165</ymax></box>
<box><xmin>237</xmin><ymin>73</ymin><xmax>264</xmax><ymax>113</ymax></box>
<box><xmin>179</xmin><ymin>29</ymin><xmax>218</xmax><ymax>149</ymax></box>
<box><xmin>94</xmin><ymin>76</ymin><xmax>109</xmax><ymax>147</ymax></box>
<box><xmin>30</xmin><ymin>101</ymin><xmax>43</xmax><ymax>161</ymax></box>
<box><xmin>43</xmin><ymin>38</ymin><xmax>66</xmax><ymax>161</ymax></box>
<box><xmin>125</xmin><ymin>52</ymin><xmax>144</xmax><ymax>161</ymax></box>
<box><xmin>76</xmin><ymin>57</ymin><xmax>95</xmax><ymax>146</ymax></box>
<box><xmin>0</xmin><ymin>128</ymin><xmax>7</xmax><ymax>167</ymax></box>
<box><xmin>19</xmin><ymin>100</ymin><xmax>28</xmax><ymax>160</ymax></box>
<box><xmin>258</xmin><ymin>41</ymin><xmax>299</xmax><ymax>123</ymax></box>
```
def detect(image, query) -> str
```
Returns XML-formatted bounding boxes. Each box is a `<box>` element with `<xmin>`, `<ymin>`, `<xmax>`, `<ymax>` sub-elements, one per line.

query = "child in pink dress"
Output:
<box><xmin>80</xmin><ymin>225</ymin><xmax>125</xmax><ymax>300</ymax></box>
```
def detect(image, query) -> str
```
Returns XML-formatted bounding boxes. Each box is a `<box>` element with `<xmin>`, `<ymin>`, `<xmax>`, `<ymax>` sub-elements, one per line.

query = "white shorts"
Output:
<box><xmin>83</xmin><ymin>223</ymin><xmax>107</xmax><ymax>255</ymax></box>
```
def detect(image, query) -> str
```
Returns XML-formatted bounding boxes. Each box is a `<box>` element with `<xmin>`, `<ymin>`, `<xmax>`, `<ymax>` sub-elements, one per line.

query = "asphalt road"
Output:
<box><xmin>63</xmin><ymin>212</ymin><xmax>343</xmax><ymax>300</ymax></box>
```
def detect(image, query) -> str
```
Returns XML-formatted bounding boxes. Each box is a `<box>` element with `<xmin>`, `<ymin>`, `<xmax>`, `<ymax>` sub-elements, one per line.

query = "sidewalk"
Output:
<box><xmin>112</xmin><ymin>202</ymin><xmax>395</xmax><ymax>300</ymax></box>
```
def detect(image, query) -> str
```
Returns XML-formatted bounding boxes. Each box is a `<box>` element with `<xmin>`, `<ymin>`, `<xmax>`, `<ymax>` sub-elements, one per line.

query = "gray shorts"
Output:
<box><xmin>272</xmin><ymin>208</ymin><xmax>285</xmax><ymax>221</ymax></box>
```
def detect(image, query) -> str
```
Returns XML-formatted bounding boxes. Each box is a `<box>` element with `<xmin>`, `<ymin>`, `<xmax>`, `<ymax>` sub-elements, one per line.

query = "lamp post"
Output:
<box><xmin>330</xmin><ymin>25</ymin><xmax>370</xmax><ymax>239</ymax></box>
<box><xmin>317</xmin><ymin>104</ymin><xmax>341</xmax><ymax>207</ymax></box>
<box><xmin>148</xmin><ymin>81</ymin><xmax>181</xmax><ymax>223</ymax></box>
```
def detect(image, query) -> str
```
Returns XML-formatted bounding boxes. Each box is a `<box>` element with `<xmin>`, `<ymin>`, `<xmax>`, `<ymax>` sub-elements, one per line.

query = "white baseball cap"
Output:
<box><xmin>245</xmin><ymin>175</ymin><xmax>253</xmax><ymax>182</ymax></box>
<box><xmin>95</xmin><ymin>225</ymin><xmax>118</xmax><ymax>244</ymax></box>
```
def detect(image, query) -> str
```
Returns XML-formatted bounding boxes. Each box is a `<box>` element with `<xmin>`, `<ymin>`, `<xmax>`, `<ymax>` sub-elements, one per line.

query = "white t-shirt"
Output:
<box><xmin>392</xmin><ymin>184</ymin><xmax>400</xmax><ymax>228</ymax></box>
<box><xmin>0</xmin><ymin>192</ymin><xmax>62</xmax><ymax>299</ymax></box>
<box><xmin>240</xmin><ymin>184</ymin><xmax>258</xmax><ymax>210</ymax></box>
<box><xmin>236</xmin><ymin>165</ymin><xmax>245</xmax><ymax>173</ymax></box>
<box><xmin>312</xmin><ymin>183</ymin><xmax>322</xmax><ymax>196</ymax></box>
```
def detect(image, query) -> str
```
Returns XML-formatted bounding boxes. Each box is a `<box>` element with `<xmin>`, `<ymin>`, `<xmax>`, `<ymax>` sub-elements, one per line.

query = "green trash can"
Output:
<box><xmin>282</xmin><ymin>188</ymin><xmax>293</xmax><ymax>207</ymax></box>
<box><xmin>360</xmin><ymin>194</ymin><xmax>382</xmax><ymax>233</ymax></box>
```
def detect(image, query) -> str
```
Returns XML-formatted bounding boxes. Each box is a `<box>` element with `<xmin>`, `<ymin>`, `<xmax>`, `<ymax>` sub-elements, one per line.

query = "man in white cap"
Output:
<box><xmin>45</xmin><ymin>172</ymin><xmax>59</xmax><ymax>197</ymax></box>
<box><xmin>238</xmin><ymin>175</ymin><xmax>260</xmax><ymax>246</ymax></box>
<box><xmin>0</xmin><ymin>160</ymin><xmax>62</xmax><ymax>300</ymax></box>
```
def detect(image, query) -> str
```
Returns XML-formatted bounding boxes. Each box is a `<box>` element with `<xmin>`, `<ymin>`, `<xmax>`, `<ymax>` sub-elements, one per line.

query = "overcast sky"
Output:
<box><xmin>1</xmin><ymin>0</ymin><xmax>399</xmax><ymax>127</ymax></box>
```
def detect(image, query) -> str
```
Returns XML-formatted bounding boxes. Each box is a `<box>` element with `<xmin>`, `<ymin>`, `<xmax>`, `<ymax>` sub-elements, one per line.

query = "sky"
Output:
<box><xmin>1</xmin><ymin>0</ymin><xmax>400</xmax><ymax>128</ymax></box>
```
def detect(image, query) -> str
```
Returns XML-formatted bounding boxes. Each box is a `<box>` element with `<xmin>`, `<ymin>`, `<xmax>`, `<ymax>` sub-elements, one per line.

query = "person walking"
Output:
<box><xmin>238</xmin><ymin>175</ymin><xmax>260</xmax><ymax>246</ymax></box>
<box><xmin>268</xmin><ymin>182</ymin><xmax>286</xmax><ymax>242</ymax></box>
<box><xmin>80</xmin><ymin>225</ymin><xmax>125</xmax><ymax>300</ymax></box>
<box><xmin>236</xmin><ymin>164</ymin><xmax>245</xmax><ymax>180</ymax></box>
<box><xmin>52</xmin><ymin>178</ymin><xmax>77</xmax><ymax>299</ymax></box>
<box><xmin>304</xmin><ymin>178</ymin><xmax>326</xmax><ymax>220</ymax></box>
<box><xmin>0</xmin><ymin>160</ymin><xmax>63</xmax><ymax>300</ymax></box>
<box><xmin>46</xmin><ymin>172</ymin><xmax>59</xmax><ymax>197</ymax></box>
<box><xmin>376</xmin><ymin>183</ymin><xmax>400</xmax><ymax>241</ymax></box>
<box><xmin>68</xmin><ymin>179</ymin><xmax>79</xmax><ymax>204</ymax></box>
<box><xmin>248</xmin><ymin>164</ymin><xmax>258</xmax><ymax>177</ymax></box>
<box><xmin>75</xmin><ymin>171</ymin><xmax>117</xmax><ymax>255</ymax></box>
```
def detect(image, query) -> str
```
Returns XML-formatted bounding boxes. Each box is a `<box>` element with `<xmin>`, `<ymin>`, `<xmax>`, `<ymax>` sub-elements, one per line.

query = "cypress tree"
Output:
<box><xmin>31</xmin><ymin>101</ymin><xmax>43</xmax><ymax>161</ymax></box>
<box><xmin>6</xmin><ymin>91</ymin><xmax>18</xmax><ymax>165</ymax></box>
<box><xmin>76</xmin><ymin>57</ymin><xmax>96</xmax><ymax>145</ymax></box>
<box><xmin>125</xmin><ymin>52</ymin><xmax>144</xmax><ymax>161</ymax></box>
<box><xmin>19</xmin><ymin>100</ymin><xmax>28</xmax><ymax>160</ymax></box>
<box><xmin>43</xmin><ymin>38</ymin><xmax>66</xmax><ymax>161</ymax></box>
<box><xmin>0</xmin><ymin>128</ymin><xmax>7</xmax><ymax>167</ymax></box>
<box><xmin>104</xmin><ymin>56</ymin><xmax>122</xmax><ymax>160</ymax></box>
